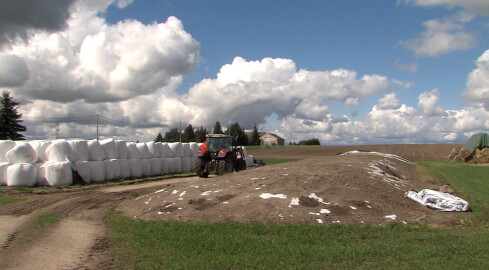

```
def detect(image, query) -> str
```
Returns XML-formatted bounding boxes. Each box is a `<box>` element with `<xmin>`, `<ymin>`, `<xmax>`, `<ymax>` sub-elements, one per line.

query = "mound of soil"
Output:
<box><xmin>118</xmin><ymin>151</ymin><xmax>467</xmax><ymax>226</ymax></box>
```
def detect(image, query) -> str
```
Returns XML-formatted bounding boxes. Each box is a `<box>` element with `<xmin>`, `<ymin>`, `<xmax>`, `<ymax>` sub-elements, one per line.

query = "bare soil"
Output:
<box><xmin>0</xmin><ymin>144</ymin><xmax>467</xmax><ymax>269</ymax></box>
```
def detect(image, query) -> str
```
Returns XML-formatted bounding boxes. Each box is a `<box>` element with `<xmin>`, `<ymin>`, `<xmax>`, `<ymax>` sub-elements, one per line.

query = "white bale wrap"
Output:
<box><xmin>156</xmin><ymin>143</ymin><xmax>165</xmax><ymax>158</ymax></box>
<box><xmin>115</xmin><ymin>140</ymin><xmax>128</xmax><ymax>159</ymax></box>
<box><xmin>46</xmin><ymin>140</ymin><xmax>77</xmax><ymax>162</ymax></box>
<box><xmin>141</xmin><ymin>159</ymin><xmax>151</xmax><ymax>176</ymax></box>
<box><xmin>43</xmin><ymin>162</ymin><xmax>72</xmax><ymax>186</ymax></box>
<box><xmin>161</xmin><ymin>158</ymin><xmax>169</xmax><ymax>174</ymax></box>
<box><xmin>168</xmin><ymin>157</ymin><xmax>182</xmax><ymax>174</ymax></box>
<box><xmin>100</xmin><ymin>138</ymin><xmax>118</xmax><ymax>159</ymax></box>
<box><xmin>161</xmin><ymin>143</ymin><xmax>173</xmax><ymax>158</ymax></box>
<box><xmin>89</xmin><ymin>161</ymin><xmax>106</xmax><ymax>183</ymax></box>
<box><xmin>246</xmin><ymin>155</ymin><xmax>254</xmax><ymax>167</ymax></box>
<box><xmin>35</xmin><ymin>163</ymin><xmax>46</xmax><ymax>186</ymax></box>
<box><xmin>181</xmin><ymin>157</ymin><xmax>191</xmax><ymax>172</ymax></box>
<box><xmin>6</xmin><ymin>142</ymin><xmax>38</xmax><ymax>164</ymax></box>
<box><xmin>118</xmin><ymin>159</ymin><xmax>131</xmax><ymax>179</ymax></box>
<box><xmin>74</xmin><ymin>161</ymin><xmax>91</xmax><ymax>184</ymax></box>
<box><xmin>128</xmin><ymin>159</ymin><xmax>142</xmax><ymax>178</ymax></box>
<box><xmin>168</xmin><ymin>142</ymin><xmax>183</xmax><ymax>158</ymax></box>
<box><xmin>126</xmin><ymin>142</ymin><xmax>142</xmax><ymax>159</ymax></box>
<box><xmin>149</xmin><ymin>158</ymin><xmax>161</xmax><ymax>176</ymax></box>
<box><xmin>29</xmin><ymin>140</ymin><xmax>52</xmax><ymax>162</ymax></box>
<box><xmin>104</xmin><ymin>159</ymin><xmax>121</xmax><ymax>180</ymax></box>
<box><xmin>183</xmin><ymin>143</ymin><xmax>191</xmax><ymax>157</ymax></box>
<box><xmin>189</xmin><ymin>143</ymin><xmax>199</xmax><ymax>156</ymax></box>
<box><xmin>0</xmin><ymin>140</ymin><xmax>16</xmax><ymax>162</ymax></box>
<box><xmin>68</xmin><ymin>140</ymin><xmax>89</xmax><ymax>161</ymax></box>
<box><xmin>88</xmin><ymin>140</ymin><xmax>106</xmax><ymax>161</ymax></box>
<box><xmin>0</xmin><ymin>162</ymin><xmax>9</xmax><ymax>185</ymax></box>
<box><xmin>147</xmin><ymin>142</ymin><xmax>161</xmax><ymax>158</ymax></box>
<box><xmin>137</xmin><ymin>143</ymin><xmax>153</xmax><ymax>159</ymax></box>
<box><xmin>7</xmin><ymin>163</ymin><xmax>37</xmax><ymax>187</ymax></box>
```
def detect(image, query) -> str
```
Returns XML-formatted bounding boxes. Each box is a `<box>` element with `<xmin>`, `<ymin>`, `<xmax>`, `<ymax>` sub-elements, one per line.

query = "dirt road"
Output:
<box><xmin>0</xmin><ymin>144</ymin><xmax>467</xmax><ymax>269</ymax></box>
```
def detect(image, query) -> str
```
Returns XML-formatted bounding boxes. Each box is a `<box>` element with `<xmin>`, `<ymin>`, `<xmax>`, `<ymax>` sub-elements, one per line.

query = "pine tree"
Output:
<box><xmin>164</xmin><ymin>128</ymin><xmax>181</xmax><ymax>142</ymax></box>
<box><xmin>154</xmin><ymin>132</ymin><xmax>164</xmax><ymax>142</ymax></box>
<box><xmin>213</xmin><ymin>121</ymin><xmax>223</xmax><ymax>134</ymax></box>
<box><xmin>250</xmin><ymin>124</ymin><xmax>261</xmax><ymax>146</ymax></box>
<box><xmin>182</xmin><ymin>124</ymin><xmax>196</xmax><ymax>142</ymax></box>
<box><xmin>194</xmin><ymin>125</ymin><xmax>207</xmax><ymax>143</ymax></box>
<box><xmin>229</xmin><ymin>122</ymin><xmax>249</xmax><ymax>146</ymax></box>
<box><xmin>0</xmin><ymin>91</ymin><xmax>26</xmax><ymax>140</ymax></box>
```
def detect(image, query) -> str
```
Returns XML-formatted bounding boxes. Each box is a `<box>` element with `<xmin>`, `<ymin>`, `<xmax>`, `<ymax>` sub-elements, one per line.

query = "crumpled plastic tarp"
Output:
<box><xmin>405</xmin><ymin>189</ymin><xmax>470</xmax><ymax>212</ymax></box>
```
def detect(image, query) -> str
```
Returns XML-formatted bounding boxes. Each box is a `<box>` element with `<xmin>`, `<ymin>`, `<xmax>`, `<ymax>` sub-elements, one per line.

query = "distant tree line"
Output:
<box><xmin>155</xmin><ymin>121</ymin><xmax>262</xmax><ymax>146</ymax></box>
<box><xmin>289</xmin><ymin>138</ymin><xmax>320</xmax><ymax>145</ymax></box>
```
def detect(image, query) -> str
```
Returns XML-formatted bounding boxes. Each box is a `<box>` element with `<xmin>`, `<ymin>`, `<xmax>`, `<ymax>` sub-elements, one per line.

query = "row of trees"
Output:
<box><xmin>155</xmin><ymin>121</ymin><xmax>262</xmax><ymax>146</ymax></box>
<box><xmin>0</xmin><ymin>91</ymin><xmax>26</xmax><ymax>140</ymax></box>
<box><xmin>289</xmin><ymin>138</ymin><xmax>320</xmax><ymax>145</ymax></box>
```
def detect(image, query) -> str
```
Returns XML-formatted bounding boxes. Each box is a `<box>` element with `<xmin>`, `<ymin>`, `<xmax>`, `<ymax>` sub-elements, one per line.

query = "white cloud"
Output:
<box><xmin>392</xmin><ymin>79</ymin><xmax>414</xmax><ymax>89</ymax></box>
<box><xmin>378</xmin><ymin>93</ymin><xmax>401</xmax><ymax>110</ymax></box>
<box><xmin>400</xmin><ymin>12</ymin><xmax>476</xmax><ymax>57</ymax></box>
<box><xmin>462</xmin><ymin>49</ymin><xmax>489</xmax><ymax>109</ymax></box>
<box><xmin>418</xmin><ymin>89</ymin><xmax>447</xmax><ymax>116</ymax></box>
<box><xmin>400</xmin><ymin>0</ymin><xmax>489</xmax><ymax>16</ymax></box>
<box><xmin>394</xmin><ymin>58</ymin><xmax>419</xmax><ymax>73</ymax></box>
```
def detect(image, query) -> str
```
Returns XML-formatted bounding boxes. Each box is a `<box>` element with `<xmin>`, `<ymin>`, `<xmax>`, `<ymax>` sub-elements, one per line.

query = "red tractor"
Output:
<box><xmin>195</xmin><ymin>134</ymin><xmax>247</xmax><ymax>178</ymax></box>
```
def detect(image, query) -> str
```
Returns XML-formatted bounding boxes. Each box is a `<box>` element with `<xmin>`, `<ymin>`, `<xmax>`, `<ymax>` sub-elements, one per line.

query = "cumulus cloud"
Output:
<box><xmin>462</xmin><ymin>49</ymin><xmax>489</xmax><ymax>109</ymax></box>
<box><xmin>418</xmin><ymin>89</ymin><xmax>447</xmax><ymax>116</ymax></box>
<box><xmin>394</xmin><ymin>58</ymin><xmax>419</xmax><ymax>73</ymax></box>
<box><xmin>378</xmin><ymin>93</ymin><xmax>401</xmax><ymax>110</ymax></box>
<box><xmin>400</xmin><ymin>12</ymin><xmax>476</xmax><ymax>57</ymax></box>
<box><xmin>400</xmin><ymin>0</ymin><xmax>489</xmax><ymax>16</ymax></box>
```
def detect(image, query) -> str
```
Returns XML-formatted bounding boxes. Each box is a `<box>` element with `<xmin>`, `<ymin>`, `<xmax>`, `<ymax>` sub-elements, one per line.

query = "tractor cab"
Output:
<box><xmin>196</xmin><ymin>134</ymin><xmax>246</xmax><ymax>177</ymax></box>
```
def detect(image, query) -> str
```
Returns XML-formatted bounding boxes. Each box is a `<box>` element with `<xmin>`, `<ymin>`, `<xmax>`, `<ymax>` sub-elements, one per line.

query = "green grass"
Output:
<box><xmin>105</xmin><ymin>160</ymin><xmax>489</xmax><ymax>269</ymax></box>
<box><xmin>0</xmin><ymin>195</ymin><xmax>25</xmax><ymax>205</ymax></box>
<box><xmin>261</xmin><ymin>158</ymin><xmax>301</xmax><ymax>165</ymax></box>
<box><xmin>34</xmin><ymin>213</ymin><xmax>60</xmax><ymax>228</ymax></box>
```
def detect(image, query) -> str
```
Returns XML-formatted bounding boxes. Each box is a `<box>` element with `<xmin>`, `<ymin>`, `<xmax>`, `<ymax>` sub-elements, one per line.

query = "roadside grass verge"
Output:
<box><xmin>261</xmin><ymin>158</ymin><xmax>301</xmax><ymax>165</ymax></box>
<box><xmin>107</xmin><ymin>213</ymin><xmax>489</xmax><ymax>269</ymax></box>
<box><xmin>106</xmin><ymin>161</ymin><xmax>489</xmax><ymax>269</ymax></box>
<box><xmin>0</xmin><ymin>195</ymin><xmax>25</xmax><ymax>205</ymax></box>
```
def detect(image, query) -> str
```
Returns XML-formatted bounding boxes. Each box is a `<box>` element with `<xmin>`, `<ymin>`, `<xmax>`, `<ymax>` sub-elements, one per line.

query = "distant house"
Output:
<box><xmin>260</xmin><ymin>132</ymin><xmax>284</xmax><ymax>146</ymax></box>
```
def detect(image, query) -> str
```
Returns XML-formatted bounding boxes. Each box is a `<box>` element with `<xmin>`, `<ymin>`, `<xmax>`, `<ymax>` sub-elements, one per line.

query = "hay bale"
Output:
<box><xmin>459</xmin><ymin>148</ymin><xmax>473</xmax><ymax>159</ymax></box>
<box><xmin>452</xmin><ymin>155</ymin><xmax>465</xmax><ymax>162</ymax></box>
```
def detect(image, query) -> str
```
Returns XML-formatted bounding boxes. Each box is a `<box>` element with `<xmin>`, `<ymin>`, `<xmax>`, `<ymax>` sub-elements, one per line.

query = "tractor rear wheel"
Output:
<box><xmin>217</xmin><ymin>155</ymin><xmax>234</xmax><ymax>175</ymax></box>
<box><xmin>195</xmin><ymin>158</ymin><xmax>209</xmax><ymax>178</ymax></box>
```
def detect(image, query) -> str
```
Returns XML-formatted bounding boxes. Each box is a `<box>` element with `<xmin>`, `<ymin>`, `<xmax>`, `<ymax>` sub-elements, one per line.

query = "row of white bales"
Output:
<box><xmin>0</xmin><ymin>139</ymin><xmax>255</xmax><ymax>187</ymax></box>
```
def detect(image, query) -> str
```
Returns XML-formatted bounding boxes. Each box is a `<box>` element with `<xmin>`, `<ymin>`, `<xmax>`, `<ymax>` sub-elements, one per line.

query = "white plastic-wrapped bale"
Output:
<box><xmin>168</xmin><ymin>142</ymin><xmax>183</xmax><ymax>158</ymax></box>
<box><xmin>104</xmin><ymin>159</ymin><xmax>121</xmax><ymax>180</ymax></box>
<box><xmin>126</xmin><ymin>142</ymin><xmax>142</xmax><ymax>159</ymax></box>
<box><xmin>141</xmin><ymin>159</ymin><xmax>151</xmax><ymax>176</ymax></box>
<box><xmin>128</xmin><ymin>159</ymin><xmax>142</xmax><ymax>178</ymax></box>
<box><xmin>161</xmin><ymin>143</ymin><xmax>173</xmax><ymax>158</ymax></box>
<box><xmin>43</xmin><ymin>162</ymin><xmax>73</xmax><ymax>186</ymax></box>
<box><xmin>68</xmin><ymin>140</ymin><xmax>89</xmax><ymax>161</ymax></box>
<box><xmin>189</xmin><ymin>143</ymin><xmax>199</xmax><ymax>156</ymax></box>
<box><xmin>181</xmin><ymin>157</ymin><xmax>191</xmax><ymax>172</ymax></box>
<box><xmin>137</xmin><ymin>143</ymin><xmax>153</xmax><ymax>159</ymax></box>
<box><xmin>189</xmin><ymin>156</ymin><xmax>197</xmax><ymax>171</ymax></box>
<box><xmin>46</xmin><ymin>140</ymin><xmax>77</xmax><ymax>163</ymax></box>
<box><xmin>35</xmin><ymin>163</ymin><xmax>46</xmax><ymax>186</ymax></box>
<box><xmin>100</xmin><ymin>138</ymin><xmax>118</xmax><ymax>159</ymax></box>
<box><xmin>89</xmin><ymin>161</ymin><xmax>106</xmax><ymax>183</ymax></box>
<box><xmin>147</xmin><ymin>142</ymin><xmax>160</xmax><ymax>158</ymax></box>
<box><xmin>87</xmin><ymin>140</ymin><xmax>106</xmax><ymax>161</ymax></box>
<box><xmin>6</xmin><ymin>142</ymin><xmax>38</xmax><ymax>164</ymax></box>
<box><xmin>7</xmin><ymin>163</ymin><xmax>37</xmax><ymax>187</ymax></box>
<box><xmin>118</xmin><ymin>159</ymin><xmax>131</xmax><ymax>179</ymax></box>
<box><xmin>155</xmin><ymin>143</ymin><xmax>165</xmax><ymax>158</ymax></box>
<box><xmin>0</xmin><ymin>140</ymin><xmax>16</xmax><ymax>162</ymax></box>
<box><xmin>0</xmin><ymin>162</ymin><xmax>9</xmax><ymax>185</ymax></box>
<box><xmin>115</xmin><ymin>140</ymin><xmax>128</xmax><ymax>159</ymax></box>
<box><xmin>160</xmin><ymin>158</ymin><xmax>169</xmax><ymax>174</ymax></box>
<box><xmin>74</xmin><ymin>161</ymin><xmax>91</xmax><ymax>184</ymax></box>
<box><xmin>149</xmin><ymin>158</ymin><xmax>161</xmax><ymax>176</ymax></box>
<box><xmin>182</xmin><ymin>143</ymin><xmax>191</xmax><ymax>157</ymax></box>
<box><xmin>168</xmin><ymin>157</ymin><xmax>182</xmax><ymax>174</ymax></box>
<box><xmin>29</xmin><ymin>140</ymin><xmax>52</xmax><ymax>162</ymax></box>
<box><xmin>246</xmin><ymin>155</ymin><xmax>254</xmax><ymax>167</ymax></box>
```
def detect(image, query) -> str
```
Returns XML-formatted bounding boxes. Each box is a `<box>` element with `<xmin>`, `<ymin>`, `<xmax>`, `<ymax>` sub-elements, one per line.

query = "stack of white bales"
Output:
<box><xmin>0</xmin><ymin>139</ymin><xmax>198</xmax><ymax>187</ymax></box>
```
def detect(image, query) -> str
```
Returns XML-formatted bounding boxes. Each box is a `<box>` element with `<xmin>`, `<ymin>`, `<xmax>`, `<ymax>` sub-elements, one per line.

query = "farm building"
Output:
<box><xmin>260</xmin><ymin>132</ymin><xmax>285</xmax><ymax>146</ymax></box>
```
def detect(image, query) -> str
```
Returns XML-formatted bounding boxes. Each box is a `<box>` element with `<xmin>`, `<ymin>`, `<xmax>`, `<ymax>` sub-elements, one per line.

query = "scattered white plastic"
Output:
<box><xmin>349</xmin><ymin>206</ymin><xmax>357</xmax><ymax>210</ymax></box>
<box><xmin>309</xmin><ymin>212</ymin><xmax>320</xmax><ymax>216</ymax></box>
<box><xmin>308</xmin><ymin>193</ymin><xmax>330</xmax><ymax>204</ymax></box>
<box><xmin>289</xmin><ymin>197</ymin><xmax>300</xmax><ymax>208</ymax></box>
<box><xmin>172</xmin><ymin>190</ymin><xmax>179</xmax><ymax>195</ymax></box>
<box><xmin>406</xmin><ymin>189</ymin><xmax>470</xmax><ymax>212</ymax></box>
<box><xmin>385</xmin><ymin>214</ymin><xmax>397</xmax><ymax>220</ymax></box>
<box><xmin>340</xmin><ymin>151</ymin><xmax>413</xmax><ymax>164</ymax></box>
<box><xmin>155</xmin><ymin>189</ymin><xmax>166</xmax><ymax>194</ymax></box>
<box><xmin>179</xmin><ymin>191</ymin><xmax>186</xmax><ymax>197</ymax></box>
<box><xmin>201</xmin><ymin>191</ymin><xmax>212</xmax><ymax>196</ymax></box>
<box><xmin>320</xmin><ymin>209</ymin><xmax>331</xmax><ymax>214</ymax></box>
<box><xmin>332</xmin><ymin>220</ymin><xmax>341</xmax><ymax>224</ymax></box>
<box><xmin>259</xmin><ymin>193</ymin><xmax>287</xmax><ymax>199</ymax></box>
<box><xmin>316</xmin><ymin>219</ymin><xmax>324</xmax><ymax>224</ymax></box>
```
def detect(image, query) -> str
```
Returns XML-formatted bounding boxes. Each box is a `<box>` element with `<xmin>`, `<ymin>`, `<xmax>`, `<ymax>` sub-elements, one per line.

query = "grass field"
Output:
<box><xmin>106</xmin><ymin>160</ymin><xmax>489</xmax><ymax>269</ymax></box>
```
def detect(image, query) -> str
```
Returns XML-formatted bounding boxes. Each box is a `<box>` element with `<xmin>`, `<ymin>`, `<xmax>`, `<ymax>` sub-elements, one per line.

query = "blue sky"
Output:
<box><xmin>1</xmin><ymin>0</ymin><xmax>489</xmax><ymax>144</ymax></box>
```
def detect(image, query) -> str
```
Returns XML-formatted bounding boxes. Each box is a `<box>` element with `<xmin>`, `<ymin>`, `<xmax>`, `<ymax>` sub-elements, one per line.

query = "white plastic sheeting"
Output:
<box><xmin>43</xmin><ymin>162</ymin><xmax>73</xmax><ymax>186</ymax></box>
<box><xmin>406</xmin><ymin>189</ymin><xmax>470</xmax><ymax>212</ymax></box>
<box><xmin>168</xmin><ymin>143</ymin><xmax>183</xmax><ymax>158</ymax></box>
<box><xmin>29</xmin><ymin>140</ymin><xmax>52</xmax><ymax>162</ymax></box>
<box><xmin>141</xmin><ymin>159</ymin><xmax>151</xmax><ymax>176</ymax></box>
<box><xmin>0</xmin><ymin>162</ymin><xmax>10</xmax><ymax>185</ymax></box>
<box><xmin>35</xmin><ymin>162</ymin><xmax>46</xmax><ymax>186</ymax></box>
<box><xmin>149</xmin><ymin>158</ymin><xmax>162</xmax><ymax>176</ymax></box>
<box><xmin>104</xmin><ymin>159</ymin><xmax>121</xmax><ymax>180</ymax></box>
<box><xmin>68</xmin><ymin>140</ymin><xmax>89</xmax><ymax>161</ymax></box>
<box><xmin>126</xmin><ymin>142</ymin><xmax>142</xmax><ymax>159</ymax></box>
<box><xmin>189</xmin><ymin>143</ymin><xmax>199</xmax><ymax>156</ymax></box>
<box><xmin>100</xmin><ymin>139</ymin><xmax>118</xmax><ymax>159</ymax></box>
<box><xmin>74</xmin><ymin>161</ymin><xmax>91</xmax><ymax>184</ymax></box>
<box><xmin>137</xmin><ymin>143</ymin><xmax>153</xmax><ymax>159</ymax></box>
<box><xmin>87</xmin><ymin>140</ymin><xmax>106</xmax><ymax>161</ymax></box>
<box><xmin>246</xmin><ymin>155</ymin><xmax>254</xmax><ymax>167</ymax></box>
<box><xmin>128</xmin><ymin>159</ymin><xmax>142</xmax><ymax>178</ymax></box>
<box><xmin>115</xmin><ymin>140</ymin><xmax>128</xmax><ymax>159</ymax></box>
<box><xmin>46</xmin><ymin>140</ymin><xmax>77</xmax><ymax>162</ymax></box>
<box><xmin>89</xmin><ymin>161</ymin><xmax>106</xmax><ymax>183</ymax></box>
<box><xmin>161</xmin><ymin>158</ymin><xmax>170</xmax><ymax>174</ymax></box>
<box><xmin>181</xmin><ymin>157</ymin><xmax>191</xmax><ymax>173</ymax></box>
<box><xmin>147</xmin><ymin>142</ymin><xmax>160</xmax><ymax>158</ymax></box>
<box><xmin>0</xmin><ymin>140</ymin><xmax>16</xmax><ymax>162</ymax></box>
<box><xmin>6</xmin><ymin>142</ymin><xmax>38</xmax><ymax>164</ymax></box>
<box><xmin>7</xmin><ymin>163</ymin><xmax>37</xmax><ymax>187</ymax></box>
<box><xmin>118</xmin><ymin>159</ymin><xmax>131</xmax><ymax>179</ymax></box>
<box><xmin>161</xmin><ymin>143</ymin><xmax>173</xmax><ymax>158</ymax></box>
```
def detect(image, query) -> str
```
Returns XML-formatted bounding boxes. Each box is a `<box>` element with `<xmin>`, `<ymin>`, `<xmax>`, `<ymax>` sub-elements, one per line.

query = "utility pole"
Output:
<box><xmin>179</xmin><ymin>121</ymin><xmax>182</xmax><ymax>142</ymax></box>
<box><xmin>55</xmin><ymin>123</ymin><xmax>60</xmax><ymax>139</ymax></box>
<box><xmin>96</xmin><ymin>114</ymin><xmax>99</xmax><ymax>140</ymax></box>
